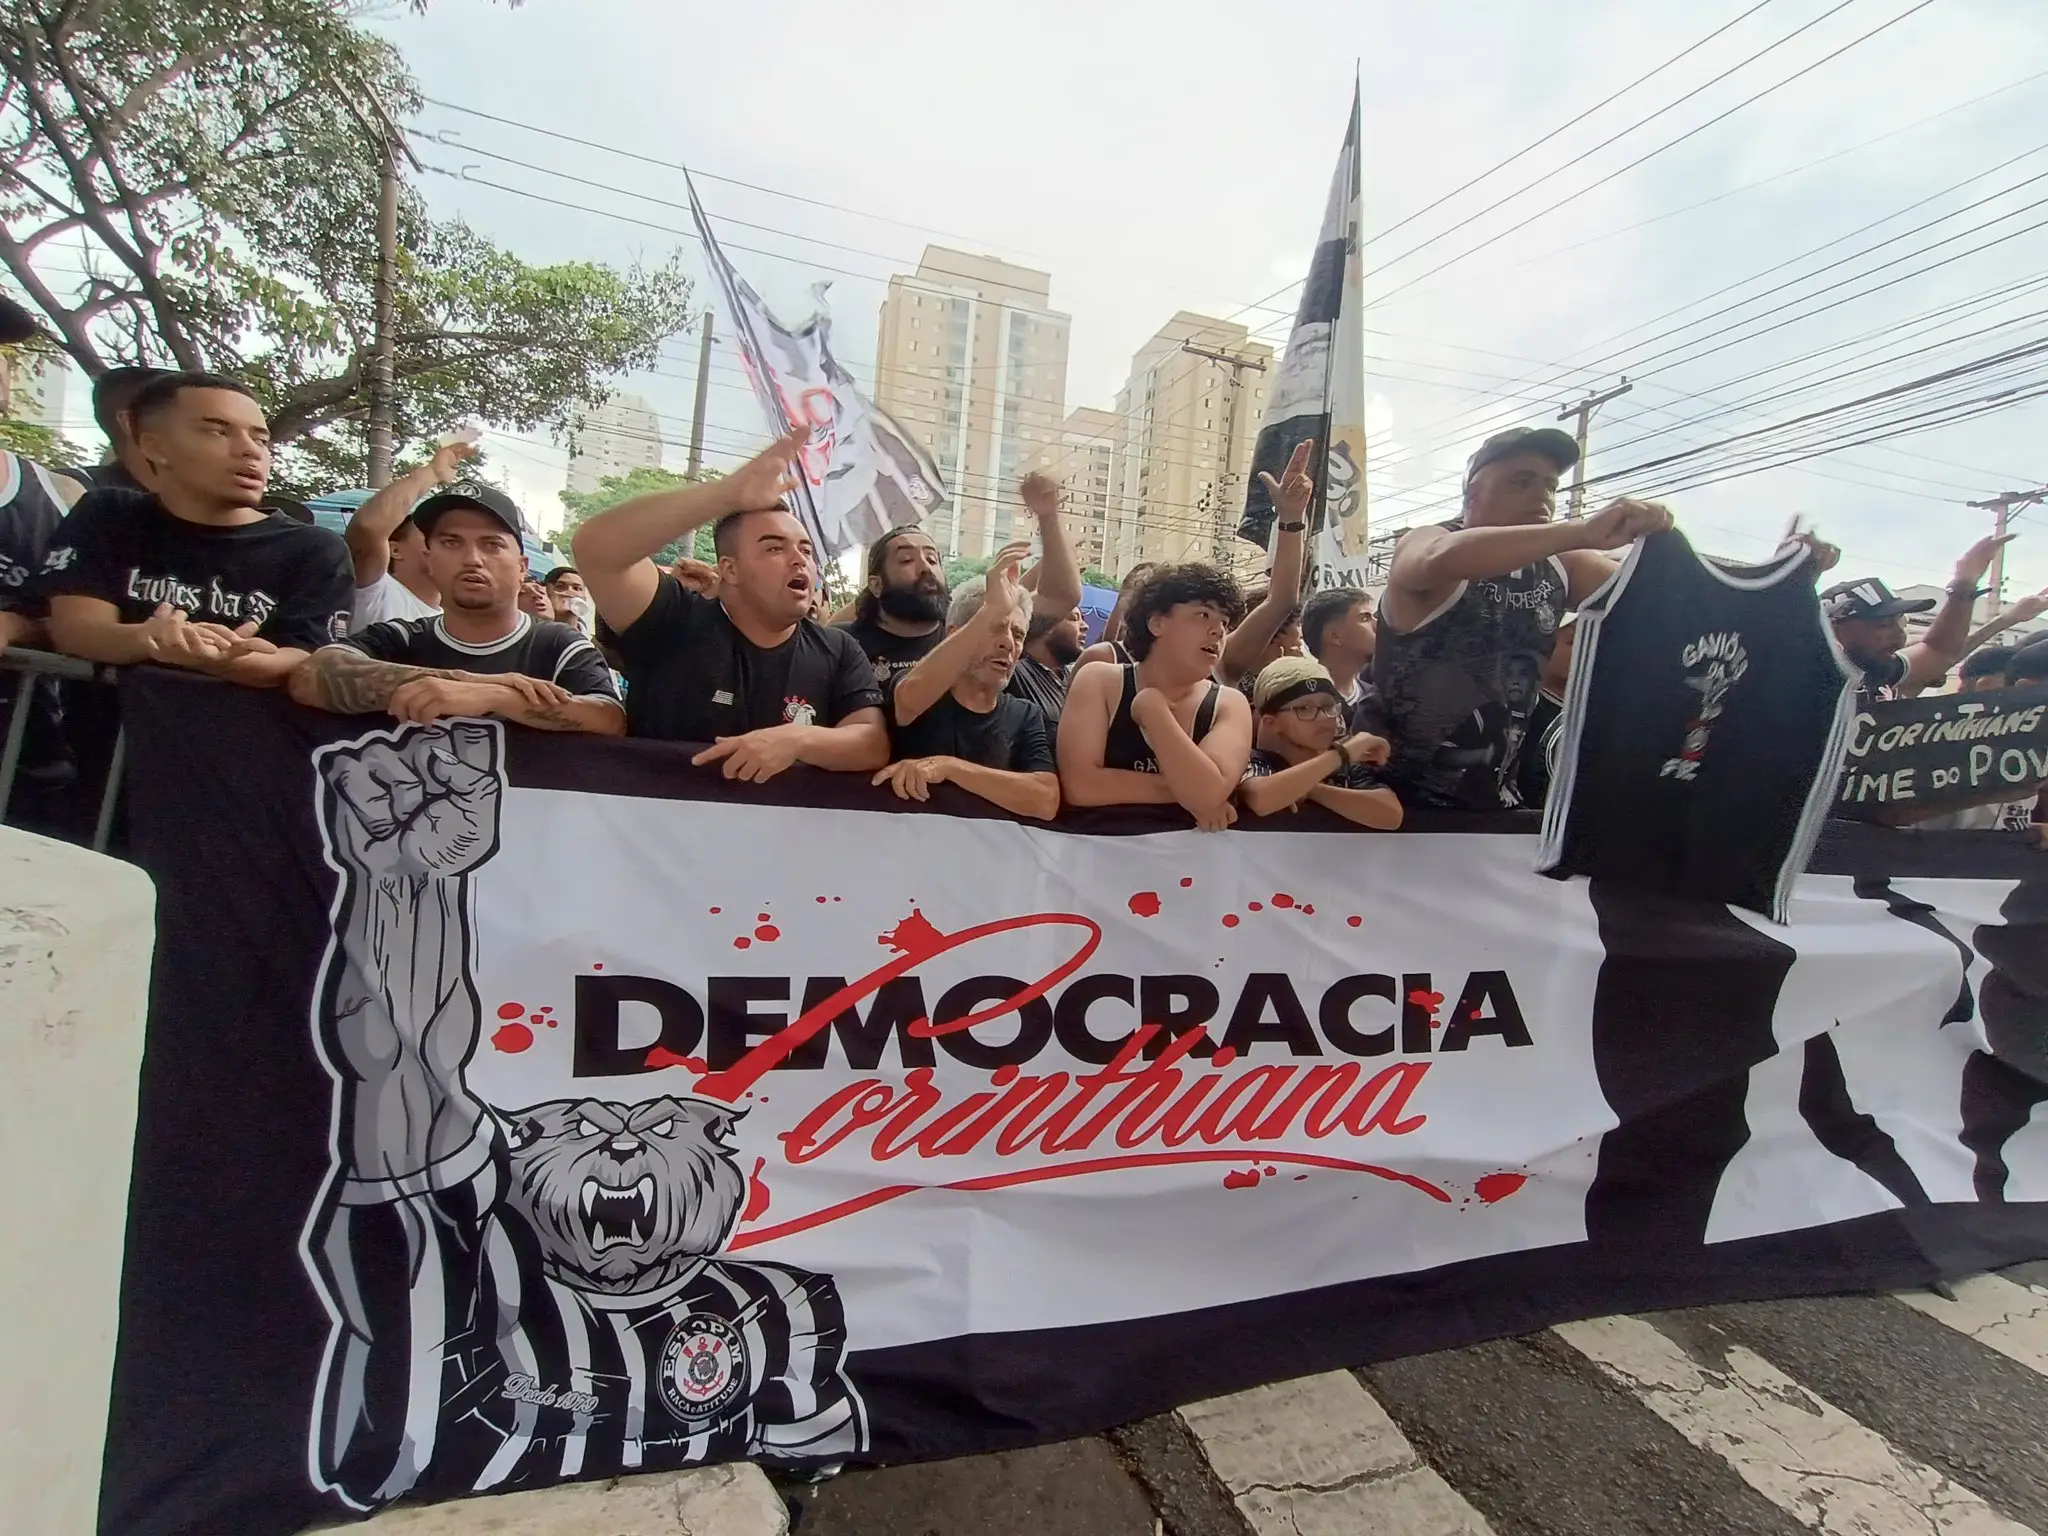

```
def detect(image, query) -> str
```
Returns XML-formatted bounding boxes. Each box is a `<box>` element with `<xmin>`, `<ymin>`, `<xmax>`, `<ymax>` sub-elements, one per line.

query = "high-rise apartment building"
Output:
<box><xmin>566</xmin><ymin>393</ymin><xmax>663</xmax><ymax>496</ymax></box>
<box><xmin>1058</xmin><ymin>407</ymin><xmax>1120</xmax><ymax>576</ymax></box>
<box><xmin>1113</xmin><ymin>314</ymin><xmax>1272</xmax><ymax>577</ymax></box>
<box><xmin>874</xmin><ymin>248</ymin><xmax>1070</xmax><ymax>559</ymax></box>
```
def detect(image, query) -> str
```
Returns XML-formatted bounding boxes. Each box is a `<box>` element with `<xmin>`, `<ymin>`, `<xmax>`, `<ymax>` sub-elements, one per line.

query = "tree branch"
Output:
<box><xmin>0</xmin><ymin>220</ymin><xmax>106</xmax><ymax>373</ymax></box>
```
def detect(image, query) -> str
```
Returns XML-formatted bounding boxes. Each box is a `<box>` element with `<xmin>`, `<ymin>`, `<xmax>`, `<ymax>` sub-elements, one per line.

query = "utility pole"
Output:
<box><xmin>1965</xmin><ymin>488</ymin><xmax>2048</xmax><ymax>615</ymax></box>
<box><xmin>686</xmin><ymin>311</ymin><xmax>715</xmax><ymax>476</ymax></box>
<box><xmin>1556</xmin><ymin>376</ymin><xmax>1632</xmax><ymax>519</ymax></box>
<box><xmin>1180</xmin><ymin>340</ymin><xmax>1269</xmax><ymax>576</ymax></box>
<box><xmin>344</xmin><ymin>101</ymin><xmax>421</xmax><ymax>490</ymax></box>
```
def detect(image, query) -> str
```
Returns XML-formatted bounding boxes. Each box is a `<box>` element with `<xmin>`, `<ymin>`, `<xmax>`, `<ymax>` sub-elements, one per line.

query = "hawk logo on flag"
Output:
<box><xmin>687</xmin><ymin>179</ymin><xmax>950</xmax><ymax>560</ymax></box>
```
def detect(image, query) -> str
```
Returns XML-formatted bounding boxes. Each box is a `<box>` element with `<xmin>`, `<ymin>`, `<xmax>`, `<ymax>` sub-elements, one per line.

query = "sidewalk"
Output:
<box><xmin>308</xmin><ymin>1464</ymin><xmax>790</xmax><ymax>1536</ymax></box>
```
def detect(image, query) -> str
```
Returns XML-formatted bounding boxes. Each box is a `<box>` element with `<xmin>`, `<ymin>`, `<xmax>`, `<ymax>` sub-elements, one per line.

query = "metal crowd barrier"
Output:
<box><xmin>0</xmin><ymin>646</ymin><xmax>124</xmax><ymax>853</ymax></box>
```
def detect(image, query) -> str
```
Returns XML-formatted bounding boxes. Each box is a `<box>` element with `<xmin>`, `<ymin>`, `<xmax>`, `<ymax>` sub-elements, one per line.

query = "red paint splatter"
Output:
<box><xmin>1407</xmin><ymin>989</ymin><xmax>1444</xmax><ymax>1012</ymax></box>
<box><xmin>755</xmin><ymin>924</ymin><xmax>781</xmax><ymax>942</ymax></box>
<box><xmin>491</xmin><ymin>1022</ymin><xmax>533</xmax><ymax>1054</ymax></box>
<box><xmin>1179</xmin><ymin>877</ymin><xmax>1194</xmax><ymax>888</ymax></box>
<box><xmin>816</xmin><ymin>895</ymin><xmax>829</xmax><ymax>904</ymax></box>
<box><xmin>1248</xmin><ymin>901</ymin><xmax>1264</xmax><ymax>912</ymax></box>
<box><xmin>528</xmin><ymin>1014</ymin><xmax>546</xmax><ymax>1027</ymax></box>
<box><xmin>709</xmin><ymin>907</ymin><xmax>721</xmax><ymax>915</ymax></box>
<box><xmin>1301</xmin><ymin>904</ymin><xmax>1315</xmax><ymax>915</ymax></box>
<box><xmin>880</xmin><ymin>909</ymin><xmax>946</xmax><ymax>961</ymax></box>
<box><xmin>1347</xmin><ymin>915</ymin><xmax>1363</xmax><ymax>928</ymax></box>
<box><xmin>1221</xmin><ymin>913</ymin><xmax>1240</xmax><ymax>928</ymax></box>
<box><xmin>1272</xmin><ymin>893</ymin><xmax>1295</xmax><ymax>909</ymax></box>
<box><xmin>1293</xmin><ymin>1174</ymin><xmax>1309</xmax><ymax>1182</ymax></box>
<box><xmin>545</xmin><ymin>1018</ymin><xmax>558</xmax><ymax>1028</ymax></box>
<box><xmin>743</xmin><ymin>1158</ymin><xmax>772</xmax><ymax>1222</ymax></box>
<box><xmin>1262</xmin><ymin>1166</ymin><xmax>1276</xmax><ymax>1176</ymax></box>
<box><xmin>1223</xmin><ymin>1168</ymin><xmax>1262</xmax><ymax>1190</ymax></box>
<box><xmin>496</xmin><ymin>1001</ymin><xmax>525</xmax><ymax>1020</ymax></box>
<box><xmin>539</xmin><ymin>1006</ymin><xmax>554</xmax><ymax>1015</ymax></box>
<box><xmin>1128</xmin><ymin>891</ymin><xmax>1162</xmax><ymax>918</ymax></box>
<box><xmin>734</xmin><ymin>936</ymin><xmax>752</xmax><ymax>950</ymax></box>
<box><xmin>645</xmin><ymin>1047</ymin><xmax>707</xmax><ymax>1072</ymax></box>
<box><xmin>592</xmin><ymin>962</ymin><xmax>604</xmax><ymax>971</ymax></box>
<box><xmin>832</xmin><ymin>896</ymin><xmax>843</xmax><ymax>902</ymax></box>
<box><xmin>1476</xmin><ymin>1172</ymin><xmax>1529</xmax><ymax>1204</ymax></box>
<box><xmin>757</xmin><ymin>912</ymin><xmax>771</xmax><ymax>923</ymax></box>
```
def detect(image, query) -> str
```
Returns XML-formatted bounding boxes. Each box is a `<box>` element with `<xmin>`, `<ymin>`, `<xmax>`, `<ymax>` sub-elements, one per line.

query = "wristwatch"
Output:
<box><xmin>1278</xmin><ymin>519</ymin><xmax>1307</xmax><ymax>533</ymax></box>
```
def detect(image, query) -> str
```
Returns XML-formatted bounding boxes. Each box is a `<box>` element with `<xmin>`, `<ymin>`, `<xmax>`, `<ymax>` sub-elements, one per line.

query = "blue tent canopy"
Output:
<box><xmin>1080</xmin><ymin>583</ymin><xmax>1117</xmax><ymax>644</ymax></box>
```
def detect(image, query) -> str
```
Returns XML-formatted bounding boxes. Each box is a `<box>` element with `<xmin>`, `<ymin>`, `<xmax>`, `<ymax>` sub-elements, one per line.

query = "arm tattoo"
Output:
<box><xmin>303</xmin><ymin>645</ymin><xmax>460</xmax><ymax>713</ymax></box>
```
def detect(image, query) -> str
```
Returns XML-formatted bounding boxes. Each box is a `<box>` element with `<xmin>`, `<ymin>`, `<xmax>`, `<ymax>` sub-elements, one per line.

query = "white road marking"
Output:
<box><xmin>1178</xmin><ymin>1370</ymin><xmax>1494</xmax><ymax>1536</ymax></box>
<box><xmin>1895</xmin><ymin>1274</ymin><xmax>2048</xmax><ymax>1377</ymax></box>
<box><xmin>1558</xmin><ymin>1314</ymin><xmax>2036</xmax><ymax>1535</ymax></box>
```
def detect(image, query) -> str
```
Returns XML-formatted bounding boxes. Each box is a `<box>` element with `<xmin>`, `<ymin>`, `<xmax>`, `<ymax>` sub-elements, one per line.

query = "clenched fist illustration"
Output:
<box><xmin>321</xmin><ymin>722</ymin><xmax>504</xmax><ymax>879</ymax></box>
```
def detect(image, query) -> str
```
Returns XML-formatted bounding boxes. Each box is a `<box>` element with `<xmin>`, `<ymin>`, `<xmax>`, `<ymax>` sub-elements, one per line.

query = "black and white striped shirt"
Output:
<box><xmin>314</xmin><ymin>1149</ymin><xmax>864</xmax><ymax>1508</ymax></box>
<box><xmin>338</xmin><ymin>612</ymin><xmax>621</xmax><ymax>705</ymax></box>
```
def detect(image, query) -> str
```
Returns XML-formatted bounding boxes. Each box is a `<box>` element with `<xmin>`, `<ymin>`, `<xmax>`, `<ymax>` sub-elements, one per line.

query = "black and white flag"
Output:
<box><xmin>1238</xmin><ymin>87</ymin><xmax>1370</xmax><ymax>591</ymax></box>
<box><xmin>685</xmin><ymin>174</ymin><xmax>951</xmax><ymax>560</ymax></box>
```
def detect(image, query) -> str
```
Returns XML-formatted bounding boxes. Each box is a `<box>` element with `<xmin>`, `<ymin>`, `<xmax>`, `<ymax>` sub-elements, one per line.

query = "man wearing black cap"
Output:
<box><xmin>42</xmin><ymin>371</ymin><xmax>352</xmax><ymax>688</ymax></box>
<box><xmin>1373</xmin><ymin>425</ymin><xmax>1672</xmax><ymax>810</ymax></box>
<box><xmin>1822</xmin><ymin>530</ymin><xmax>2014</xmax><ymax>708</ymax></box>
<box><xmin>290</xmin><ymin>480</ymin><xmax>623</xmax><ymax>734</ymax></box>
<box><xmin>838</xmin><ymin>525</ymin><xmax>949</xmax><ymax>686</ymax></box>
<box><xmin>342</xmin><ymin>438</ymin><xmax>479</xmax><ymax>631</ymax></box>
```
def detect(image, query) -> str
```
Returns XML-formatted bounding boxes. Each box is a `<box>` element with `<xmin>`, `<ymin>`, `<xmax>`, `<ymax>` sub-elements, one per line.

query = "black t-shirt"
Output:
<box><xmin>38</xmin><ymin>487</ymin><xmax>353</xmax><ymax>649</ymax></box>
<box><xmin>1006</xmin><ymin>653</ymin><xmax>1069</xmax><ymax>723</ymax></box>
<box><xmin>884</xmin><ymin>673</ymin><xmax>1054</xmax><ymax>774</ymax></box>
<box><xmin>836</xmin><ymin>616</ymin><xmax>943</xmax><ymax>687</ymax></box>
<box><xmin>612</xmin><ymin>574</ymin><xmax>882</xmax><ymax>741</ymax></box>
<box><xmin>1242</xmin><ymin>748</ymin><xmax>1385</xmax><ymax>791</ymax></box>
<box><xmin>340</xmin><ymin>613</ymin><xmax>622</xmax><ymax>702</ymax></box>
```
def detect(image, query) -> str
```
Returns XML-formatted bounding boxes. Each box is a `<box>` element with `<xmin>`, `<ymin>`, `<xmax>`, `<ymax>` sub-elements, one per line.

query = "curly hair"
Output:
<box><xmin>1122</xmin><ymin>562</ymin><xmax>1245</xmax><ymax>661</ymax></box>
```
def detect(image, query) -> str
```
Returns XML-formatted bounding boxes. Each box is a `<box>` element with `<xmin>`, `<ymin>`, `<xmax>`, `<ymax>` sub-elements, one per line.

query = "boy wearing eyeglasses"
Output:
<box><xmin>1238</xmin><ymin>656</ymin><xmax>1403</xmax><ymax>830</ymax></box>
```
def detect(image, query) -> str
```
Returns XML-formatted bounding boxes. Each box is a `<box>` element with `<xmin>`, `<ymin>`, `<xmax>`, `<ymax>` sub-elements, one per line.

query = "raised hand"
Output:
<box><xmin>322</xmin><ymin>721</ymin><xmax>503</xmax><ymax>879</ymax></box>
<box><xmin>1019</xmin><ymin>472</ymin><xmax>1061</xmax><ymax>516</ymax></box>
<box><xmin>725</xmin><ymin>424</ymin><xmax>809</xmax><ymax>512</ymax></box>
<box><xmin>1578</xmin><ymin>497</ymin><xmax>1674</xmax><ymax>552</ymax></box>
<box><xmin>982</xmin><ymin>540</ymin><xmax>1031</xmax><ymax>627</ymax></box>
<box><xmin>1954</xmin><ymin>532</ymin><xmax>2018</xmax><ymax>586</ymax></box>
<box><xmin>426</xmin><ymin>437</ymin><xmax>479</xmax><ymax>484</ymax></box>
<box><xmin>2003</xmin><ymin>588</ymin><xmax>2048</xmax><ymax>623</ymax></box>
<box><xmin>1258</xmin><ymin>439</ymin><xmax>1316</xmax><ymax>526</ymax></box>
<box><xmin>670</xmin><ymin>556</ymin><xmax>721</xmax><ymax>595</ymax></box>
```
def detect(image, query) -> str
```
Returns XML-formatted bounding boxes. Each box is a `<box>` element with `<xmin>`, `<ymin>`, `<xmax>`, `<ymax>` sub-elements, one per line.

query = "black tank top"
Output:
<box><xmin>1372</xmin><ymin>526</ymin><xmax>1571</xmax><ymax>810</ymax></box>
<box><xmin>1537</xmin><ymin>529</ymin><xmax>1854</xmax><ymax>923</ymax></box>
<box><xmin>1104</xmin><ymin>664</ymin><xmax>1221</xmax><ymax>772</ymax></box>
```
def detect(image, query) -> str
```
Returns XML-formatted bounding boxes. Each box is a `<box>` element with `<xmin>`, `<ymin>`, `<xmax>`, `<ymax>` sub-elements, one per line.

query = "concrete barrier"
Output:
<box><xmin>0</xmin><ymin>826</ymin><xmax>155</xmax><ymax>1535</ymax></box>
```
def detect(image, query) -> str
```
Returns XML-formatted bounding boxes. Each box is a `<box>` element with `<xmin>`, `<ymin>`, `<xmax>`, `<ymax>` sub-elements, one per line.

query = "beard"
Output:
<box><xmin>1041</xmin><ymin>627</ymin><xmax>1084</xmax><ymax>667</ymax></box>
<box><xmin>878</xmin><ymin>582</ymin><xmax>947</xmax><ymax>624</ymax></box>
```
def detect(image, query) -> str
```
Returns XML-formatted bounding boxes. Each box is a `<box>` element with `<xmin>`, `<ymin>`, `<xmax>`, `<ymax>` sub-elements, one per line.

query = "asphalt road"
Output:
<box><xmin>789</xmin><ymin>1261</ymin><xmax>2048</xmax><ymax>1536</ymax></box>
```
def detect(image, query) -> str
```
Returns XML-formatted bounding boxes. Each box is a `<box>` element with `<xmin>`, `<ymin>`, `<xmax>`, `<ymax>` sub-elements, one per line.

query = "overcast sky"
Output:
<box><xmin>367</xmin><ymin>0</ymin><xmax>2048</xmax><ymax>596</ymax></box>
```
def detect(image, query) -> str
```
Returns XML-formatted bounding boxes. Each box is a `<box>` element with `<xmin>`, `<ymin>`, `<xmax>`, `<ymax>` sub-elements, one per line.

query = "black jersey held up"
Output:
<box><xmin>1537</xmin><ymin>528</ymin><xmax>1855</xmax><ymax>923</ymax></box>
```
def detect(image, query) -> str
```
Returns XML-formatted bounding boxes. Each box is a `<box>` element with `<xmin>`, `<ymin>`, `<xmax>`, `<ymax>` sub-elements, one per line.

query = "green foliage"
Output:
<box><xmin>0</xmin><ymin>0</ymin><xmax>691</xmax><ymax>486</ymax></box>
<box><xmin>0</xmin><ymin>415</ymin><xmax>82</xmax><ymax>467</ymax></box>
<box><xmin>559</xmin><ymin>464</ymin><xmax>721</xmax><ymax>568</ymax></box>
<box><xmin>943</xmin><ymin>554</ymin><xmax>992</xmax><ymax>592</ymax></box>
<box><xmin>1081</xmin><ymin>566</ymin><xmax>1114</xmax><ymax>589</ymax></box>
